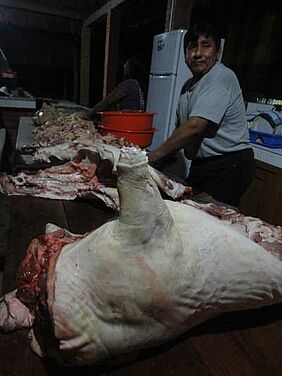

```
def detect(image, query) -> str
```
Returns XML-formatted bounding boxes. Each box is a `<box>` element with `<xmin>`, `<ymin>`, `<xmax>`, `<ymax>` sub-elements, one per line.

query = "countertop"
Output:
<box><xmin>0</xmin><ymin>97</ymin><xmax>88</xmax><ymax>111</ymax></box>
<box><xmin>251</xmin><ymin>143</ymin><xmax>282</xmax><ymax>169</ymax></box>
<box><xmin>0</xmin><ymin>96</ymin><xmax>36</xmax><ymax>109</ymax></box>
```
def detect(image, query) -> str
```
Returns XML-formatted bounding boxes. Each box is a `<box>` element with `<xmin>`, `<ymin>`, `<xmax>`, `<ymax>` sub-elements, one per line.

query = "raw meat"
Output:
<box><xmin>0</xmin><ymin>147</ymin><xmax>282</xmax><ymax>366</ymax></box>
<box><xmin>23</xmin><ymin>105</ymin><xmax>133</xmax><ymax>154</ymax></box>
<box><xmin>0</xmin><ymin>148</ymin><xmax>120</xmax><ymax>209</ymax></box>
<box><xmin>32</xmin><ymin>103</ymin><xmax>62</xmax><ymax>126</ymax></box>
<box><xmin>0</xmin><ymin>146</ymin><xmax>193</xmax><ymax>207</ymax></box>
<box><xmin>32</xmin><ymin>136</ymin><xmax>128</xmax><ymax>163</ymax></box>
<box><xmin>1</xmin><ymin>143</ymin><xmax>280</xmax><ymax>254</ymax></box>
<box><xmin>181</xmin><ymin>199</ymin><xmax>282</xmax><ymax>258</ymax></box>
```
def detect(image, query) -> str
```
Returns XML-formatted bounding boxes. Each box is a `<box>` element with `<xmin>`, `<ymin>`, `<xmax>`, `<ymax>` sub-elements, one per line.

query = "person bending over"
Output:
<box><xmin>79</xmin><ymin>56</ymin><xmax>147</xmax><ymax>119</ymax></box>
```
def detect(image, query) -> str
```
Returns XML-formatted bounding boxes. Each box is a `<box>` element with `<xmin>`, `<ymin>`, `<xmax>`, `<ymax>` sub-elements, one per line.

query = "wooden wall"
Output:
<box><xmin>80</xmin><ymin>0</ymin><xmax>193</xmax><ymax>107</ymax></box>
<box><xmin>0</xmin><ymin>7</ymin><xmax>81</xmax><ymax>101</ymax></box>
<box><xmin>2</xmin><ymin>0</ymin><xmax>282</xmax><ymax>105</ymax></box>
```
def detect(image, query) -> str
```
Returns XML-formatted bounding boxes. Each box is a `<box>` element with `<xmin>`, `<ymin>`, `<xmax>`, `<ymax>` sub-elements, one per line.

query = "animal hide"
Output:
<box><xmin>0</xmin><ymin>147</ymin><xmax>281</xmax><ymax>367</ymax></box>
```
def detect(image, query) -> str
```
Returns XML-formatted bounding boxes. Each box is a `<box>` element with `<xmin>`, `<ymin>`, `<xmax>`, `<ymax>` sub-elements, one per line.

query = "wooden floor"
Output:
<box><xmin>0</xmin><ymin>195</ymin><xmax>281</xmax><ymax>376</ymax></box>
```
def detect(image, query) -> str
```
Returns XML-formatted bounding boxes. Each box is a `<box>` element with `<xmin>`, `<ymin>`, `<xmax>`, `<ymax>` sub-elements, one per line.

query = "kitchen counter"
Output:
<box><xmin>240</xmin><ymin>145</ymin><xmax>282</xmax><ymax>225</ymax></box>
<box><xmin>252</xmin><ymin>143</ymin><xmax>282</xmax><ymax>169</ymax></box>
<box><xmin>0</xmin><ymin>96</ymin><xmax>36</xmax><ymax>109</ymax></box>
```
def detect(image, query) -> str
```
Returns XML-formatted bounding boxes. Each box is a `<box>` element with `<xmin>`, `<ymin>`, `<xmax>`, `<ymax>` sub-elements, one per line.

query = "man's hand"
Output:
<box><xmin>147</xmin><ymin>151</ymin><xmax>158</xmax><ymax>166</ymax></box>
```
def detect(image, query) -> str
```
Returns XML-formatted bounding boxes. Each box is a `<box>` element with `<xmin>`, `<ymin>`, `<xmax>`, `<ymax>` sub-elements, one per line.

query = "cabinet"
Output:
<box><xmin>1</xmin><ymin>107</ymin><xmax>36</xmax><ymax>171</ymax></box>
<box><xmin>239</xmin><ymin>160</ymin><xmax>282</xmax><ymax>226</ymax></box>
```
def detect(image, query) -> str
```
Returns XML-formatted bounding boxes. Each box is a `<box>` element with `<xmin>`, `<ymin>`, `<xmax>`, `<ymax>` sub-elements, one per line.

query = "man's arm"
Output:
<box><xmin>91</xmin><ymin>86</ymin><xmax>127</xmax><ymax>113</ymax></box>
<box><xmin>75</xmin><ymin>86</ymin><xmax>127</xmax><ymax>120</ymax></box>
<box><xmin>148</xmin><ymin>116</ymin><xmax>211</xmax><ymax>165</ymax></box>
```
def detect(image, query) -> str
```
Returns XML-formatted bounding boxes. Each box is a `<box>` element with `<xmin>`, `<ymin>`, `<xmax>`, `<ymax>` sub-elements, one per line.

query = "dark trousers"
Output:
<box><xmin>186</xmin><ymin>148</ymin><xmax>255</xmax><ymax>207</ymax></box>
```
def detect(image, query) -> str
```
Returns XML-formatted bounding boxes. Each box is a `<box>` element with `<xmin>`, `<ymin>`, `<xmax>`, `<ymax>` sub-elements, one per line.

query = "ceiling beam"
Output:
<box><xmin>165</xmin><ymin>0</ymin><xmax>193</xmax><ymax>31</ymax></box>
<box><xmin>0</xmin><ymin>0</ymin><xmax>86</xmax><ymax>20</ymax></box>
<box><xmin>83</xmin><ymin>0</ymin><xmax>126</xmax><ymax>27</ymax></box>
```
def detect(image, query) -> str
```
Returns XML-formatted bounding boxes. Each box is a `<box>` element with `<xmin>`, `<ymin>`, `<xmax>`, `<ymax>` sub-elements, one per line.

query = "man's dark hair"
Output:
<box><xmin>124</xmin><ymin>56</ymin><xmax>149</xmax><ymax>98</ymax></box>
<box><xmin>184</xmin><ymin>21</ymin><xmax>221</xmax><ymax>52</ymax></box>
<box><xmin>125</xmin><ymin>57</ymin><xmax>146</xmax><ymax>81</ymax></box>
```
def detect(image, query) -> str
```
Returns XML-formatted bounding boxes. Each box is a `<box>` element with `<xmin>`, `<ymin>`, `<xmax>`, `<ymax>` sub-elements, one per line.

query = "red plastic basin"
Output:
<box><xmin>98</xmin><ymin>111</ymin><xmax>155</xmax><ymax>131</ymax></box>
<box><xmin>99</xmin><ymin>125</ymin><xmax>157</xmax><ymax>148</ymax></box>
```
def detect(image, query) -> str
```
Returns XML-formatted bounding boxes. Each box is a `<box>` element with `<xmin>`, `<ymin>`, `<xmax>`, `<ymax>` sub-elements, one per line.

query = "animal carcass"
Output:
<box><xmin>0</xmin><ymin>147</ymin><xmax>281</xmax><ymax>366</ymax></box>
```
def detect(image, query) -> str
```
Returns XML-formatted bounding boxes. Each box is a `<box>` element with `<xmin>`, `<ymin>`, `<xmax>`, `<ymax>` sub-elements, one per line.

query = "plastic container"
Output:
<box><xmin>99</xmin><ymin>125</ymin><xmax>157</xmax><ymax>148</ymax></box>
<box><xmin>98</xmin><ymin>111</ymin><xmax>155</xmax><ymax>131</ymax></box>
<box><xmin>249</xmin><ymin>129</ymin><xmax>282</xmax><ymax>148</ymax></box>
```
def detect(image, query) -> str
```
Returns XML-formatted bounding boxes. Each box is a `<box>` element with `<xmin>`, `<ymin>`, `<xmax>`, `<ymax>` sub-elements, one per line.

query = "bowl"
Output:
<box><xmin>99</xmin><ymin>125</ymin><xmax>157</xmax><ymax>148</ymax></box>
<box><xmin>98</xmin><ymin>111</ymin><xmax>156</xmax><ymax>131</ymax></box>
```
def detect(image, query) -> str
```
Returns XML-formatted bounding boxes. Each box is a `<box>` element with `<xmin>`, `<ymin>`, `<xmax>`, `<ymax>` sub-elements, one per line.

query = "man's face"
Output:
<box><xmin>185</xmin><ymin>35</ymin><xmax>219</xmax><ymax>77</ymax></box>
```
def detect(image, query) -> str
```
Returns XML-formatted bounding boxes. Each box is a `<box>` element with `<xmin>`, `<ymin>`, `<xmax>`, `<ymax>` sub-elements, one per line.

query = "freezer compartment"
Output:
<box><xmin>149</xmin><ymin>30</ymin><xmax>187</xmax><ymax>75</ymax></box>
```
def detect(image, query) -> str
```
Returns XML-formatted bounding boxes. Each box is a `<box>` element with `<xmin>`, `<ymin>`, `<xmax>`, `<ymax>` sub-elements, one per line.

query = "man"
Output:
<box><xmin>148</xmin><ymin>22</ymin><xmax>254</xmax><ymax>207</ymax></box>
<box><xmin>77</xmin><ymin>56</ymin><xmax>146</xmax><ymax>119</ymax></box>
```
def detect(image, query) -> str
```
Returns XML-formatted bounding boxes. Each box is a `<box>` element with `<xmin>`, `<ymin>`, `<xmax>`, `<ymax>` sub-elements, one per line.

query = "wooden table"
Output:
<box><xmin>0</xmin><ymin>195</ymin><xmax>282</xmax><ymax>376</ymax></box>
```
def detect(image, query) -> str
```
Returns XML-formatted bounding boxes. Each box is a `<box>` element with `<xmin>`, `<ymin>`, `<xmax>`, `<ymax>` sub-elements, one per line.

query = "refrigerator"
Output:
<box><xmin>146</xmin><ymin>29</ymin><xmax>191</xmax><ymax>150</ymax></box>
<box><xmin>146</xmin><ymin>29</ymin><xmax>192</xmax><ymax>181</ymax></box>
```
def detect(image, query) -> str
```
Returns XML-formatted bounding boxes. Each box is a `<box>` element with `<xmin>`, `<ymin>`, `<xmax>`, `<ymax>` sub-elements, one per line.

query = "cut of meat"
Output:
<box><xmin>149</xmin><ymin>166</ymin><xmax>193</xmax><ymax>200</ymax></box>
<box><xmin>0</xmin><ymin>146</ymin><xmax>193</xmax><ymax>207</ymax></box>
<box><xmin>32</xmin><ymin>138</ymin><xmax>127</xmax><ymax>163</ymax></box>
<box><xmin>1</xmin><ymin>144</ymin><xmax>281</xmax><ymax>256</ymax></box>
<box><xmin>0</xmin><ymin>148</ymin><xmax>120</xmax><ymax>209</ymax></box>
<box><xmin>0</xmin><ymin>290</ymin><xmax>34</xmax><ymax>333</ymax></box>
<box><xmin>0</xmin><ymin>147</ymin><xmax>281</xmax><ymax>367</ymax></box>
<box><xmin>181</xmin><ymin>199</ymin><xmax>282</xmax><ymax>259</ymax></box>
<box><xmin>22</xmin><ymin>105</ymin><xmax>134</xmax><ymax>155</ymax></box>
<box><xmin>16</xmin><ymin>226</ymin><xmax>86</xmax><ymax>315</ymax></box>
